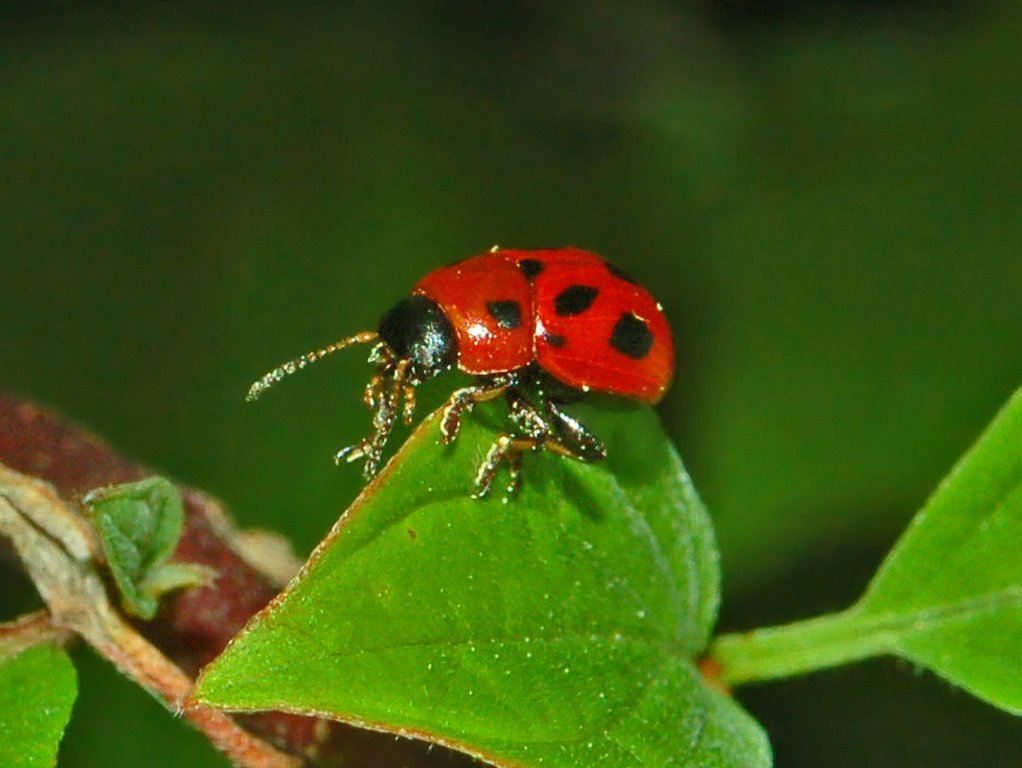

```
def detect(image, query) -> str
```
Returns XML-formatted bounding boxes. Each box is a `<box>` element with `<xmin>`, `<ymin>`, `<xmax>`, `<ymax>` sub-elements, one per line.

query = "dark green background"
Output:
<box><xmin>2</xmin><ymin>2</ymin><xmax>1021</xmax><ymax>766</ymax></box>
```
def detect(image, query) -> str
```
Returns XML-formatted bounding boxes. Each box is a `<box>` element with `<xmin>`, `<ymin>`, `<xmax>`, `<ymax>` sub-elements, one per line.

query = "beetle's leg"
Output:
<box><xmin>545</xmin><ymin>401</ymin><xmax>606</xmax><ymax>463</ymax></box>
<box><xmin>504</xmin><ymin>448</ymin><xmax>524</xmax><ymax>497</ymax></box>
<box><xmin>439</xmin><ymin>375</ymin><xmax>515</xmax><ymax>444</ymax></box>
<box><xmin>472</xmin><ymin>434</ymin><xmax>543</xmax><ymax>500</ymax></box>
<box><xmin>472</xmin><ymin>392</ymin><xmax>606</xmax><ymax>499</ymax></box>
<box><xmin>336</xmin><ymin>359</ymin><xmax>408</xmax><ymax>478</ymax></box>
<box><xmin>472</xmin><ymin>391</ymin><xmax>549</xmax><ymax>499</ymax></box>
<box><xmin>401</xmin><ymin>381</ymin><xmax>417</xmax><ymax>425</ymax></box>
<box><xmin>364</xmin><ymin>372</ymin><xmax>385</xmax><ymax>410</ymax></box>
<box><xmin>335</xmin><ymin>388</ymin><xmax>396</xmax><ymax>478</ymax></box>
<box><xmin>367</xmin><ymin>341</ymin><xmax>392</xmax><ymax>367</ymax></box>
<box><xmin>364</xmin><ymin>360</ymin><xmax>411</xmax><ymax>475</ymax></box>
<box><xmin>363</xmin><ymin>343</ymin><xmax>394</xmax><ymax>410</ymax></box>
<box><xmin>510</xmin><ymin>392</ymin><xmax>605</xmax><ymax>463</ymax></box>
<box><xmin>506</xmin><ymin>390</ymin><xmax>549</xmax><ymax>439</ymax></box>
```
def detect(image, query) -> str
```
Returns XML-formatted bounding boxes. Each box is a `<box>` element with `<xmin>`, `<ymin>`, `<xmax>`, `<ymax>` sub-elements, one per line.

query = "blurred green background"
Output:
<box><xmin>2</xmin><ymin>1</ymin><xmax>1021</xmax><ymax>766</ymax></box>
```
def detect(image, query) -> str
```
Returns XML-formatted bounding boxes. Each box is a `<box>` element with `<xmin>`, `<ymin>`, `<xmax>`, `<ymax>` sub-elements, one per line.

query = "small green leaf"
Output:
<box><xmin>0</xmin><ymin>645</ymin><xmax>77</xmax><ymax>768</ymax></box>
<box><xmin>83</xmin><ymin>476</ymin><xmax>196</xmax><ymax>619</ymax></box>
<box><xmin>139</xmin><ymin>561</ymin><xmax>214</xmax><ymax>597</ymax></box>
<box><xmin>854</xmin><ymin>386</ymin><xmax>1022</xmax><ymax>712</ymax></box>
<box><xmin>195</xmin><ymin>403</ymin><xmax>769</xmax><ymax>768</ymax></box>
<box><xmin>713</xmin><ymin>387</ymin><xmax>1022</xmax><ymax>716</ymax></box>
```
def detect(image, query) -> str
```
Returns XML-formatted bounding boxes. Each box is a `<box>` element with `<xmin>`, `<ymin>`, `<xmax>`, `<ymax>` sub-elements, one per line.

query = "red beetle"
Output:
<box><xmin>248</xmin><ymin>246</ymin><xmax>674</xmax><ymax>497</ymax></box>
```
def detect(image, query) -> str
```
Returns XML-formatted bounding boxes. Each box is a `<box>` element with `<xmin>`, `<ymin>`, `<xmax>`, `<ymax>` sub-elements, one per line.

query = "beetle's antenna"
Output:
<box><xmin>246</xmin><ymin>331</ymin><xmax>379</xmax><ymax>401</ymax></box>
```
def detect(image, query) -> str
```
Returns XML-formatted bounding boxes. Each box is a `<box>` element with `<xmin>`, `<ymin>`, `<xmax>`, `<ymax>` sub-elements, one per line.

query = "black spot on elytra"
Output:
<box><xmin>518</xmin><ymin>259</ymin><xmax>544</xmax><ymax>280</ymax></box>
<box><xmin>610</xmin><ymin>312</ymin><xmax>653</xmax><ymax>359</ymax></box>
<box><xmin>544</xmin><ymin>332</ymin><xmax>567</xmax><ymax>348</ymax></box>
<box><xmin>554</xmin><ymin>285</ymin><xmax>599</xmax><ymax>316</ymax></box>
<box><xmin>486</xmin><ymin>300</ymin><xmax>522</xmax><ymax>330</ymax></box>
<box><xmin>604</xmin><ymin>260</ymin><xmax>640</xmax><ymax>285</ymax></box>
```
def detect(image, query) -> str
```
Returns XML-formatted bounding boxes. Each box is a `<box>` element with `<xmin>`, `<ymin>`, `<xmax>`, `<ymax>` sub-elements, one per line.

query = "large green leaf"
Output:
<box><xmin>0</xmin><ymin>645</ymin><xmax>77</xmax><ymax>768</ymax></box>
<box><xmin>714</xmin><ymin>387</ymin><xmax>1022</xmax><ymax>715</ymax></box>
<box><xmin>195</xmin><ymin>403</ymin><xmax>769</xmax><ymax>767</ymax></box>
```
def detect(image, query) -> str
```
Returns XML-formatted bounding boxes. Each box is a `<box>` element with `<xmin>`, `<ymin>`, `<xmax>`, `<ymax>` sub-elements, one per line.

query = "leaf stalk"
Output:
<box><xmin>710</xmin><ymin>608</ymin><xmax>892</xmax><ymax>686</ymax></box>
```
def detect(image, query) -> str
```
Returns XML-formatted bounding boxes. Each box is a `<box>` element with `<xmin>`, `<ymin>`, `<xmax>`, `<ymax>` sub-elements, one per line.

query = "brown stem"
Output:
<box><xmin>0</xmin><ymin>465</ymin><xmax>300</xmax><ymax>768</ymax></box>
<box><xmin>0</xmin><ymin>610</ymin><xmax>73</xmax><ymax>658</ymax></box>
<box><xmin>89</xmin><ymin>610</ymin><xmax>300</xmax><ymax>768</ymax></box>
<box><xmin>0</xmin><ymin>392</ymin><xmax>331</xmax><ymax>761</ymax></box>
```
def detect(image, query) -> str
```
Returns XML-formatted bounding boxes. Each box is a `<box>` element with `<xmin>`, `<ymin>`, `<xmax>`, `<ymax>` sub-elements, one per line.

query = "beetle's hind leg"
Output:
<box><xmin>471</xmin><ymin>391</ymin><xmax>605</xmax><ymax>499</ymax></box>
<box><xmin>545</xmin><ymin>401</ymin><xmax>606</xmax><ymax>463</ymax></box>
<box><xmin>506</xmin><ymin>391</ymin><xmax>605</xmax><ymax>464</ymax></box>
<box><xmin>472</xmin><ymin>434</ymin><xmax>539</xmax><ymax>500</ymax></box>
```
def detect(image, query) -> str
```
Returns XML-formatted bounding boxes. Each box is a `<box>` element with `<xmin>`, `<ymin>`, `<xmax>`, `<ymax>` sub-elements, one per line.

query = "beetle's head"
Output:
<box><xmin>245</xmin><ymin>294</ymin><xmax>459</xmax><ymax>481</ymax></box>
<box><xmin>376</xmin><ymin>295</ymin><xmax>457</xmax><ymax>381</ymax></box>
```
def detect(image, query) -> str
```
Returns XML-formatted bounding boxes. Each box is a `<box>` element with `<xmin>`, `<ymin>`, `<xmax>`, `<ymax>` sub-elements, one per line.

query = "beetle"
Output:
<box><xmin>247</xmin><ymin>246</ymin><xmax>674</xmax><ymax>497</ymax></box>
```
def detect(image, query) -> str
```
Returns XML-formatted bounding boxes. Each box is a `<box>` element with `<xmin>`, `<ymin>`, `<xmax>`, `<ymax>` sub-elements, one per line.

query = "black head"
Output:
<box><xmin>377</xmin><ymin>295</ymin><xmax>457</xmax><ymax>377</ymax></box>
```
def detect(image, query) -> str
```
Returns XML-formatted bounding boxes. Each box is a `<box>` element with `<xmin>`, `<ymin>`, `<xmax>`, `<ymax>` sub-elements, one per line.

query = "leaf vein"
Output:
<box><xmin>861</xmin><ymin>586</ymin><xmax>1022</xmax><ymax>647</ymax></box>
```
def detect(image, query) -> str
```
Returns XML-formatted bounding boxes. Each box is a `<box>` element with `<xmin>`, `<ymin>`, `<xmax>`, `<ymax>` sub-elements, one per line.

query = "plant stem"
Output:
<box><xmin>709</xmin><ymin>608</ymin><xmax>893</xmax><ymax>686</ymax></box>
<box><xmin>0</xmin><ymin>465</ymin><xmax>302</xmax><ymax>768</ymax></box>
<box><xmin>0</xmin><ymin>611</ymin><xmax>72</xmax><ymax>660</ymax></box>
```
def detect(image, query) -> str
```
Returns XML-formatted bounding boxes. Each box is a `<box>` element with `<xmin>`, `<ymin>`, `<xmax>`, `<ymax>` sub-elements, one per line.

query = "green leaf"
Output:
<box><xmin>713</xmin><ymin>387</ymin><xmax>1022</xmax><ymax>715</ymax></box>
<box><xmin>195</xmin><ymin>403</ymin><xmax>770</xmax><ymax>768</ymax></box>
<box><xmin>854</xmin><ymin>386</ymin><xmax>1022</xmax><ymax>712</ymax></box>
<box><xmin>0</xmin><ymin>645</ymin><xmax>77</xmax><ymax>768</ymax></box>
<box><xmin>83</xmin><ymin>476</ymin><xmax>202</xmax><ymax>619</ymax></box>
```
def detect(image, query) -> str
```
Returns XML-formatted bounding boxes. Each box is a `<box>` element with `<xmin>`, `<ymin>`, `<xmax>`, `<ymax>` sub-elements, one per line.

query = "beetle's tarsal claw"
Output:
<box><xmin>334</xmin><ymin>442</ymin><xmax>366</xmax><ymax>465</ymax></box>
